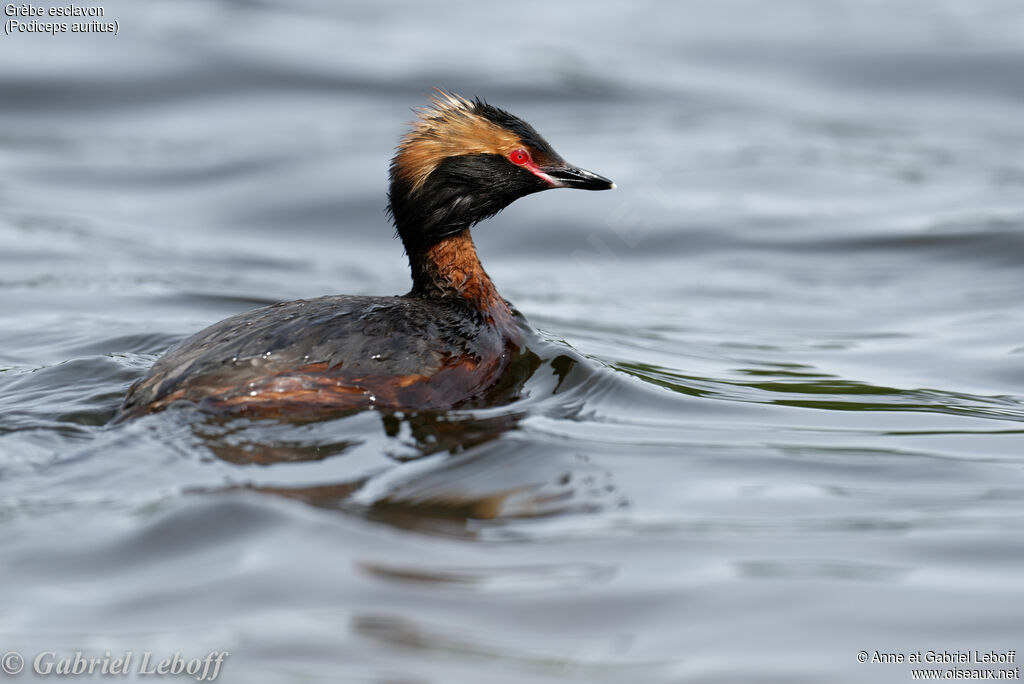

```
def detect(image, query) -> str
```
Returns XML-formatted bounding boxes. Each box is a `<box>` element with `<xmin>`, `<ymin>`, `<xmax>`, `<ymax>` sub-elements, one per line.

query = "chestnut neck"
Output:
<box><xmin>407</xmin><ymin>229</ymin><xmax>517</xmax><ymax>336</ymax></box>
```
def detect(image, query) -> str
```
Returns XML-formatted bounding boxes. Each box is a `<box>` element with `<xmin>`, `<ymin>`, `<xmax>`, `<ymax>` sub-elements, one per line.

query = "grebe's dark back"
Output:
<box><xmin>116</xmin><ymin>91</ymin><xmax>613</xmax><ymax>420</ymax></box>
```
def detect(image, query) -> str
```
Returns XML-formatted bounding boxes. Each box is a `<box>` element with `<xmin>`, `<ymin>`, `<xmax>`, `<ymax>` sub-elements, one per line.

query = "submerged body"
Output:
<box><xmin>116</xmin><ymin>92</ymin><xmax>612</xmax><ymax>420</ymax></box>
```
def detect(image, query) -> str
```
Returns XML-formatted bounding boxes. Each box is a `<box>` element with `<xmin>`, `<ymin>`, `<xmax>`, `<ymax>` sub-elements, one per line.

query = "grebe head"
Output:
<box><xmin>387</xmin><ymin>90</ymin><xmax>614</xmax><ymax>253</ymax></box>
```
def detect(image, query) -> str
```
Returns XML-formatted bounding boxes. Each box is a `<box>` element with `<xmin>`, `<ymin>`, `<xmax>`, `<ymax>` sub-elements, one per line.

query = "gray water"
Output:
<box><xmin>2</xmin><ymin>2</ymin><xmax>1023</xmax><ymax>682</ymax></box>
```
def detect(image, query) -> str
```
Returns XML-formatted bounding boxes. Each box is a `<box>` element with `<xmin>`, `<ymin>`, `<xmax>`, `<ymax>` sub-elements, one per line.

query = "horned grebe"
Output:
<box><xmin>116</xmin><ymin>91</ymin><xmax>613</xmax><ymax>420</ymax></box>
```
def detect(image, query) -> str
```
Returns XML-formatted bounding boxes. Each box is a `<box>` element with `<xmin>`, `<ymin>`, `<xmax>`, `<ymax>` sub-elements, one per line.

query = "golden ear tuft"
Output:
<box><xmin>393</xmin><ymin>89</ymin><xmax>522</xmax><ymax>193</ymax></box>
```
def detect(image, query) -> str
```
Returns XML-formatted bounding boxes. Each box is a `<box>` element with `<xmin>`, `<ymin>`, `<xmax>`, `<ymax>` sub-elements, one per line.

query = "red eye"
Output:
<box><xmin>509</xmin><ymin>148</ymin><xmax>530</xmax><ymax>165</ymax></box>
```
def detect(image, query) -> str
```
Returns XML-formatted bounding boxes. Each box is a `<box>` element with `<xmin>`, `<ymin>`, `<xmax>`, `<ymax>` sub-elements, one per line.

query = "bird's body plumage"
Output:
<box><xmin>117</xmin><ymin>294</ymin><xmax>513</xmax><ymax>418</ymax></box>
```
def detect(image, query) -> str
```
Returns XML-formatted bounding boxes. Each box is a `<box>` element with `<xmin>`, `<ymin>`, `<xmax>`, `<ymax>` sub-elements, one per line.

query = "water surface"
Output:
<box><xmin>2</xmin><ymin>2</ymin><xmax>1023</xmax><ymax>682</ymax></box>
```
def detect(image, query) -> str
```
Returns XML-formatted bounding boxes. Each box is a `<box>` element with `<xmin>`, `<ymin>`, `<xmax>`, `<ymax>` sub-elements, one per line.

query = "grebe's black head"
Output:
<box><xmin>387</xmin><ymin>90</ymin><xmax>614</xmax><ymax>254</ymax></box>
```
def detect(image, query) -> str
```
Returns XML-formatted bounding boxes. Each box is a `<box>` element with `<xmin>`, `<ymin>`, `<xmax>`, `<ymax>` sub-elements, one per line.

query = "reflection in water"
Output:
<box><xmin>183</xmin><ymin>344</ymin><xmax>626</xmax><ymax>527</ymax></box>
<box><xmin>616</xmin><ymin>360</ymin><xmax>1024</xmax><ymax>422</ymax></box>
<box><xmin>192</xmin><ymin>346</ymin><xmax>545</xmax><ymax>464</ymax></box>
<box><xmin>355</xmin><ymin>441</ymin><xmax>626</xmax><ymax>532</ymax></box>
